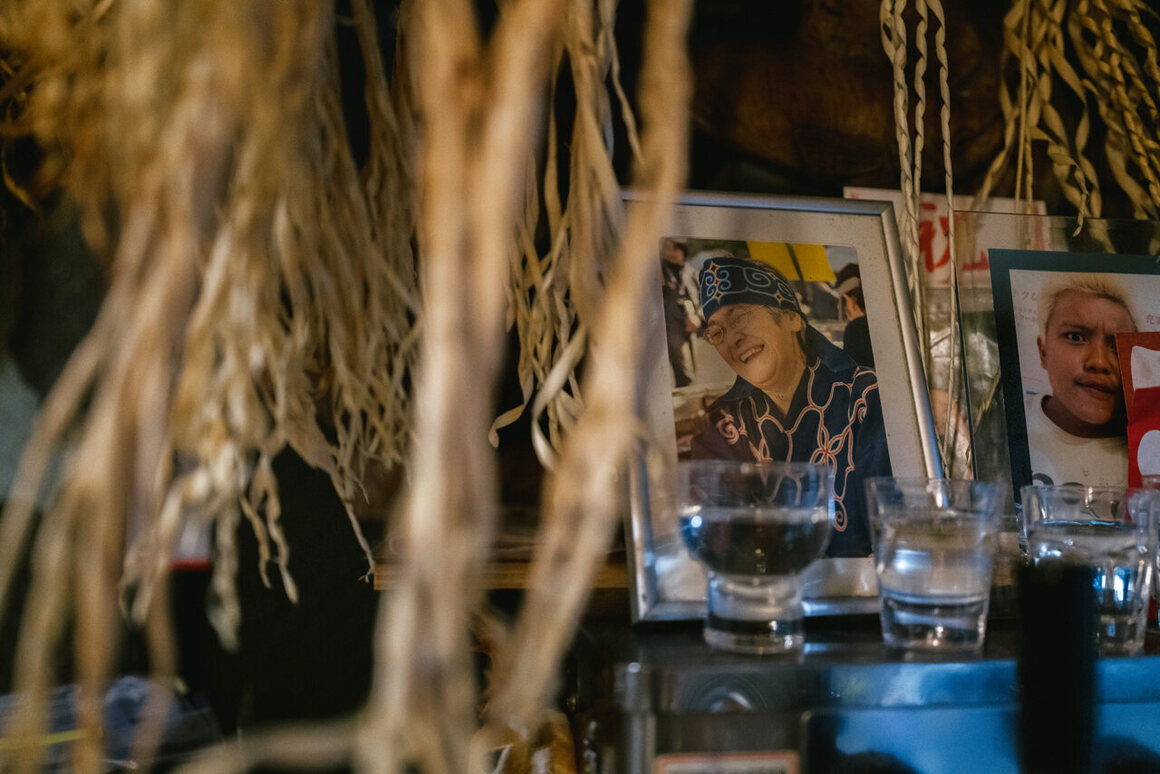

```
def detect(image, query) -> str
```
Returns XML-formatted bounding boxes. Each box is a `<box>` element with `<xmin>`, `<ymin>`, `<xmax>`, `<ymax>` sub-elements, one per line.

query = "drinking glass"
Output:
<box><xmin>866</xmin><ymin>478</ymin><xmax>1006</xmax><ymax>654</ymax></box>
<box><xmin>1145</xmin><ymin>476</ymin><xmax>1160</xmax><ymax>606</ymax></box>
<box><xmin>677</xmin><ymin>460</ymin><xmax>833</xmax><ymax>655</ymax></box>
<box><xmin>1021</xmin><ymin>485</ymin><xmax>1160</xmax><ymax>656</ymax></box>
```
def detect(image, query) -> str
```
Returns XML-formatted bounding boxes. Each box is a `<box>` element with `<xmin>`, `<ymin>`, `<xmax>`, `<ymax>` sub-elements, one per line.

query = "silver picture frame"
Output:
<box><xmin>626</xmin><ymin>190</ymin><xmax>943</xmax><ymax>622</ymax></box>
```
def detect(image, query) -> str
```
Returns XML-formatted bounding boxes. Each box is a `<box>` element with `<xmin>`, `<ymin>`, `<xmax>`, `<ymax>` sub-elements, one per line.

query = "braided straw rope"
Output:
<box><xmin>880</xmin><ymin>0</ymin><xmax>929</xmax><ymax>375</ymax></box>
<box><xmin>927</xmin><ymin>0</ymin><xmax>970</xmax><ymax>476</ymax></box>
<box><xmin>1070</xmin><ymin>0</ymin><xmax>1160</xmax><ymax>218</ymax></box>
<box><xmin>971</xmin><ymin>0</ymin><xmax>1160</xmax><ymax>224</ymax></box>
<box><xmin>880</xmin><ymin>0</ymin><xmax>968</xmax><ymax>475</ymax></box>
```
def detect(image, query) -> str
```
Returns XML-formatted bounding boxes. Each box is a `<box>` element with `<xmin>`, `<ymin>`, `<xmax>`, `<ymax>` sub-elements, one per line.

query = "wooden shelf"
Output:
<box><xmin>373</xmin><ymin>557</ymin><xmax>628</xmax><ymax>591</ymax></box>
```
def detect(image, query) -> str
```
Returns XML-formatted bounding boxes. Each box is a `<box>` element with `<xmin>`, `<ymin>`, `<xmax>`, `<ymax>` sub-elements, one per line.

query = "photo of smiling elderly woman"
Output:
<box><xmin>1024</xmin><ymin>275</ymin><xmax>1137</xmax><ymax>486</ymax></box>
<box><xmin>687</xmin><ymin>254</ymin><xmax>890</xmax><ymax>558</ymax></box>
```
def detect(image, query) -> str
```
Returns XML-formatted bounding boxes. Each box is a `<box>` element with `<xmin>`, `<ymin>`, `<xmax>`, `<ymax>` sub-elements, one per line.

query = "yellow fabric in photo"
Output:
<box><xmin>747</xmin><ymin>241</ymin><xmax>835</xmax><ymax>282</ymax></box>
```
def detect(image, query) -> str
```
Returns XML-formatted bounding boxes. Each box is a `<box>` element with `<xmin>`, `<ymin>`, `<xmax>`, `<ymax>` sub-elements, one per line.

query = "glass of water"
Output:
<box><xmin>677</xmin><ymin>460</ymin><xmax>833</xmax><ymax>655</ymax></box>
<box><xmin>866</xmin><ymin>478</ymin><xmax>1006</xmax><ymax>654</ymax></box>
<box><xmin>1144</xmin><ymin>476</ymin><xmax>1160</xmax><ymax>607</ymax></box>
<box><xmin>1021</xmin><ymin>485</ymin><xmax>1160</xmax><ymax>656</ymax></box>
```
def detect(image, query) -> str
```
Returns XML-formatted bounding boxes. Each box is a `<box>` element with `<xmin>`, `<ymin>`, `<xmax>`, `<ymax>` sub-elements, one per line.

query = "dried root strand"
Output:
<box><xmin>488</xmin><ymin>0</ymin><xmax>692</xmax><ymax>732</ymax></box>
<box><xmin>0</xmin><ymin>0</ymin><xmax>700</xmax><ymax>772</ymax></box>
<box><xmin>2</xmin><ymin>1</ymin><xmax>418</xmax><ymax>769</ymax></box>
<box><xmin>491</xmin><ymin>0</ymin><xmax>644</xmax><ymax>468</ymax></box>
<box><xmin>359</xmin><ymin>0</ymin><xmax>566</xmax><ymax>771</ymax></box>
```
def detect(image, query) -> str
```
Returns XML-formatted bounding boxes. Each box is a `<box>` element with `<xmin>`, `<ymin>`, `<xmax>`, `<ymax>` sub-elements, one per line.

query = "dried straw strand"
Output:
<box><xmin>975</xmin><ymin>0</ymin><xmax>1113</xmax><ymax>222</ymax></box>
<box><xmin>490</xmin><ymin>0</ymin><xmax>643</xmax><ymax>468</ymax></box>
<box><xmin>1069</xmin><ymin>0</ymin><xmax>1160</xmax><ymax>217</ymax></box>
<box><xmin>927</xmin><ymin>0</ymin><xmax>970</xmax><ymax>477</ymax></box>
<box><xmin>358</xmin><ymin>0</ymin><xmax>566</xmax><ymax>770</ymax></box>
<box><xmin>880</xmin><ymin>0</ymin><xmax>931</xmax><ymax>377</ymax></box>
<box><xmin>2</xmin><ymin>2</ymin><xmax>421</xmax><ymax>768</ymax></box>
<box><xmin>1</xmin><ymin>0</ymin><xmax>696</xmax><ymax>771</ymax></box>
<box><xmin>487</xmin><ymin>0</ymin><xmax>691</xmax><ymax>732</ymax></box>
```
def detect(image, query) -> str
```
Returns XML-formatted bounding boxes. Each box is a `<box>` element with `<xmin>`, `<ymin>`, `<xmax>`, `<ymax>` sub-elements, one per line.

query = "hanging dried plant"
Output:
<box><xmin>487</xmin><ymin>0</ymin><xmax>690</xmax><ymax>733</ymax></box>
<box><xmin>880</xmin><ymin>0</ymin><xmax>966</xmax><ymax>476</ymax></box>
<box><xmin>1067</xmin><ymin>0</ymin><xmax>1160</xmax><ymax>219</ymax></box>
<box><xmin>975</xmin><ymin>0</ymin><xmax>1103</xmax><ymax>219</ymax></box>
<box><xmin>0</xmin><ymin>0</ymin><xmax>418</xmax><ymax>769</ymax></box>
<box><xmin>1</xmin><ymin>0</ymin><xmax>694</xmax><ymax>771</ymax></box>
<box><xmin>489</xmin><ymin>0</ymin><xmax>643</xmax><ymax>468</ymax></box>
<box><xmin>975</xmin><ymin>0</ymin><xmax>1160</xmax><ymax>222</ymax></box>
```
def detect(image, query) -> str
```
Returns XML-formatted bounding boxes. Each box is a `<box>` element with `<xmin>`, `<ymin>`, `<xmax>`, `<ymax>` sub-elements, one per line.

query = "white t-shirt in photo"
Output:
<box><xmin>1024</xmin><ymin>392</ymin><xmax>1128</xmax><ymax>487</ymax></box>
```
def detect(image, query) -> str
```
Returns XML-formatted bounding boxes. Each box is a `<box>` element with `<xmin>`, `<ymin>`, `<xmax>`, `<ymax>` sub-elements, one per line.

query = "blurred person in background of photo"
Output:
<box><xmin>834</xmin><ymin>263</ymin><xmax>874</xmax><ymax>368</ymax></box>
<box><xmin>659</xmin><ymin>238</ymin><xmax>702</xmax><ymax>387</ymax></box>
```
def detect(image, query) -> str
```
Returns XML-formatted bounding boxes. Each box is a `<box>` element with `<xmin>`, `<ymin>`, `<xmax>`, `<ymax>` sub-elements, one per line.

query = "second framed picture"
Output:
<box><xmin>626</xmin><ymin>191</ymin><xmax>943</xmax><ymax>622</ymax></box>
<box><xmin>989</xmin><ymin>248</ymin><xmax>1160</xmax><ymax>494</ymax></box>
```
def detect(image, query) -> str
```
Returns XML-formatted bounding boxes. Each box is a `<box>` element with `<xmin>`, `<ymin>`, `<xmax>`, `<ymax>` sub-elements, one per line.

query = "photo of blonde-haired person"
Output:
<box><xmin>1024</xmin><ymin>275</ymin><xmax>1136</xmax><ymax>486</ymax></box>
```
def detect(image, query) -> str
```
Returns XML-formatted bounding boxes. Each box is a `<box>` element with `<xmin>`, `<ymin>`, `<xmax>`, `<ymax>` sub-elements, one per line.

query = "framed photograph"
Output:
<box><xmin>626</xmin><ymin>191</ymin><xmax>943</xmax><ymax>622</ymax></box>
<box><xmin>989</xmin><ymin>248</ymin><xmax>1160</xmax><ymax>494</ymax></box>
<box><xmin>952</xmin><ymin>211</ymin><xmax>1160</xmax><ymax>506</ymax></box>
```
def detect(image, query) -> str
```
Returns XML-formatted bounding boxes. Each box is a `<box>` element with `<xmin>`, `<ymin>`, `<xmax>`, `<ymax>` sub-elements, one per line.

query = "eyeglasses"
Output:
<box><xmin>703</xmin><ymin>306</ymin><xmax>757</xmax><ymax>346</ymax></box>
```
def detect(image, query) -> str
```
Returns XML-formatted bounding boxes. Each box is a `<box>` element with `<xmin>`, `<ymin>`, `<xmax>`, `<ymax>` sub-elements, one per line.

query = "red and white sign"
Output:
<box><xmin>844</xmin><ymin>187</ymin><xmax>1051</xmax><ymax>288</ymax></box>
<box><xmin>1116</xmin><ymin>331</ymin><xmax>1160</xmax><ymax>487</ymax></box>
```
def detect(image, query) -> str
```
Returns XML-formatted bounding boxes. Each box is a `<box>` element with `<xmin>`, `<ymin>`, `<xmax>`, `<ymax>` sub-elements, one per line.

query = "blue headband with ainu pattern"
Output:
<box><xmin>698</xmin><ymin>255</ymin><xmax>802</xmax><ymax>320</ymax></box>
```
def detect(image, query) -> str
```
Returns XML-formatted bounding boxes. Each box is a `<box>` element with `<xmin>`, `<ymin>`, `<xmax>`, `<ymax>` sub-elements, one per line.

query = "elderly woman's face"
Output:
<box><xmin>705</xmin><ymin>303</ymin><xmax>805</xmax><ymax>391</ymax></box>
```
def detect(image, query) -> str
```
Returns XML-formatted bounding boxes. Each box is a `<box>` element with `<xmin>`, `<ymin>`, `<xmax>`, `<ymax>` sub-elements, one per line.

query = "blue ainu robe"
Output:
<box><xmin>690</xmin><ymin>328</ymin><xmax>890</xmax><ymax>557</ymax></box>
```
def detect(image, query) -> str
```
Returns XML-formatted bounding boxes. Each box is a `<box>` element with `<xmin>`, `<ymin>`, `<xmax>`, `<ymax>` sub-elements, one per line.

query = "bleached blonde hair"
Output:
<box><xmin>1037</xmin><ymin>274</ymin><xmax>1138</xmax><ymax>339</ymax></box>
